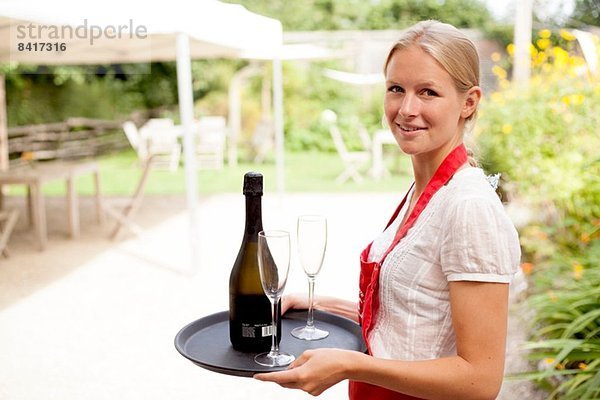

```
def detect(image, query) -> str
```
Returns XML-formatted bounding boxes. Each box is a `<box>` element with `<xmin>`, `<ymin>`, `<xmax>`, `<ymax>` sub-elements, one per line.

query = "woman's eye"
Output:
<box><xmin>387</xmin><ymin>85</ymin><xmax>403</xmax><ymax>93</ymax></box>
<box><xmin>423</xmin><ymin>89</ymin><xmax>438</xmax><ymax>97</ymax></box>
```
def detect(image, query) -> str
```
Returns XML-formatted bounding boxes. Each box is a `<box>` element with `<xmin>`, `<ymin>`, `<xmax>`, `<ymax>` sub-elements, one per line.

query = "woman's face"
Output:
<box><xmin>384</xmin><ymin>45</ymin><xmax>479</xmax><ymax>161</ymax></box>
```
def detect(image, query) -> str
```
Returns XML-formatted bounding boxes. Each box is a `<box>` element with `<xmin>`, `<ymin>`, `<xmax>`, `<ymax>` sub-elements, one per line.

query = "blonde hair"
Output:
<box><xmin>384</xmin><ymin>20</ymin><xmax>481</xmax><ymax>165</ymax></box>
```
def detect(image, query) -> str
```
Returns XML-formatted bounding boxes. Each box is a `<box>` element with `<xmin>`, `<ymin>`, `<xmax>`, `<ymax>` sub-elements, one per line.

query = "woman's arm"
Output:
<box><xmin>256</xmin><ymin>281</ymin><xmax>509</xmax><ymax>400</ymax></box>
<box><xmin>282</xmin><ymin>293</ymin><xmax>359</xmax><ymax>323</ymax></box>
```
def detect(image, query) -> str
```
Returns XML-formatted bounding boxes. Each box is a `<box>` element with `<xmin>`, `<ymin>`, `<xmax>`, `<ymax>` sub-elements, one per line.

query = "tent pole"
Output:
<box><xmin>272</xmin><ymin>56</ymin><xmax>284</xmax><ymax>195</ymax></box>
<box><xmin>0</xmin><ymin>73</ymin><xmax>8</xmax><ymax>171</ymax></box>
<box><xmin>176</xmin><ymin>33</ymin><xmax>200</xmax><ymax>272</ymax></box>
<box><xmin>513</xmin><ymin>0</ymin><xmax>532</xmax><ymax>85</ymax></box>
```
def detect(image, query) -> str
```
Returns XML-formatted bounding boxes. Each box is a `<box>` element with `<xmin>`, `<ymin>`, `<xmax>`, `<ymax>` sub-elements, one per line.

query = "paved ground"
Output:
<box><xmin>0</xmin><ymin>193</ymin><xmax>546</xmax><ymax>400</ymax></box>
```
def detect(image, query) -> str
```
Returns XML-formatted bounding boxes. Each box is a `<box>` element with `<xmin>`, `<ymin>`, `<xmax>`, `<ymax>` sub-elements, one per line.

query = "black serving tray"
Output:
<box><xmin>174</xmin><ymin>309</ymin><xmax>366</xmax><ymax>377</ymax></box>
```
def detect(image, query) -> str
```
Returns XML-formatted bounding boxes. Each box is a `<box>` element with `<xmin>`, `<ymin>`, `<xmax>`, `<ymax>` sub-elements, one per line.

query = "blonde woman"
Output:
<box><xmin>255</xmin><ymin>20</ymin><xmax>520</xmax><ymax>400</ymax></box>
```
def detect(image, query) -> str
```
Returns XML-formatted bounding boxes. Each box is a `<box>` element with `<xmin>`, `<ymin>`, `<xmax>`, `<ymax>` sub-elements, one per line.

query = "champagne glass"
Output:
<box><xmin>254</xmin><ymin>230</ymin><xmax>295</xmax><ymax>367</ymax></box>
<box><xmin>291</xmin><ymin>215</ymin><xmax>329</xmax><ymax>340</ymax></box>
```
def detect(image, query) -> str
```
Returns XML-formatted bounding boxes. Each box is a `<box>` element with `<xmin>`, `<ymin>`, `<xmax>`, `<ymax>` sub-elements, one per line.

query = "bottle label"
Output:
<box><xmin>241</xmin><ymin>323</ymin><xmax>272</xmax><ymax>338</ymax></box>
<box><xmin>261</xmin><ymin>325</ymin><xmax>273</xmax><ymax>337</ymax></box>
<box><xmin>241</xmin><ymin>325</ymin><xmax>256</xmax><ymax>338</ymax></box>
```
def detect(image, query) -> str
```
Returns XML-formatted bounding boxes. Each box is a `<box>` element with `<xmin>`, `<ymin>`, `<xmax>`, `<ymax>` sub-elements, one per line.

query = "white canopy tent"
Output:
<box><xmin>0</xmin><ymin>0</ymin><xmax>284</xmax><ymax>269</ymax></box>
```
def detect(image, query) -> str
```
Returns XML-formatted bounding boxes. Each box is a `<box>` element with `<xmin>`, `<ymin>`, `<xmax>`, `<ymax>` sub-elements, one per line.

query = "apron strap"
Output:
<box><xmin>378</xmin><ymin>144</ymin><xmax>467</xmax><ymax>264</ymax></box>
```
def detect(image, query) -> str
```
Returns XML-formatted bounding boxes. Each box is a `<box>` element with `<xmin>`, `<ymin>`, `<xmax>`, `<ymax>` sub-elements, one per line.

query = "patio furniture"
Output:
<box><xmin>122</xmin><ymin>121</ymin><xmax>148</xmax><ymax>163</ymax></box>
<box><xmin>0</xmin><ymin>160</ymin><xmax>103</xmax><ymax>251</ymax></box>
<box><xmin>322</xmin><ymin>109</ymin><xmax>371</xmax><ymax>184</ymax></box>
<box><xmin>369</xmin><ymin>129</ymin><xmax>396</xmax><ymax>179</ymax></box>
<box><xmin>141</xmin><ymin>118</ymin><xmax>182</xmax><ymax>172</ymax></box>
<box><xmin>194</xmin><ymin>116</ymin><xmax>226</xmax><ymax>170</ymax></box>
<box><xmin>0</xmin><ymin>209</ymin><xmax>19</xmax><ymax>257</ymax></box>
<box><xmin>250</xmin><ymin>117</ymin><xmax>274</xmax><ymax>164</ymax></box>
<box><xmin>123</xmin><ymin>120</ymin><xmax>182</xmax><ymax>172</ymax></box>
<box><xmin>103</xmin><ymin>155</ymin><xmax>156</xmax><ymax>240</ymax></box>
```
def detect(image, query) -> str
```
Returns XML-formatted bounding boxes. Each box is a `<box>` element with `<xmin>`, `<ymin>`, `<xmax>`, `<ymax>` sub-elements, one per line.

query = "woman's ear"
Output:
<box><xmin>461</xmin><ymin>86</ymin><xmax>482</xmax><ymax>119</ymax></box>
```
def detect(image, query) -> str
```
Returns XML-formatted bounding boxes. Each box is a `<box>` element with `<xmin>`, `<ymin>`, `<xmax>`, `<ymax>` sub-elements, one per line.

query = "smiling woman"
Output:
<box><xmin>255</xmin><ymin>20</ymin><xmax>521</xmax><ymax>400</ymax></box>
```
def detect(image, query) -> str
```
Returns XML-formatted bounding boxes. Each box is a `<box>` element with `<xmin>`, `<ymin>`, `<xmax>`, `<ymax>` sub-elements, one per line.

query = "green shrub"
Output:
<box><xmin>477</xmin><ymin>30</ymin><xmax>600</xmax><ymax>399</ymax></box>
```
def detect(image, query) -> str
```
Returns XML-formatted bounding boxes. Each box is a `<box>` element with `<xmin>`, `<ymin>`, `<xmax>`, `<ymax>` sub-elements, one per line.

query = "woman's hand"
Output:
<box><xmin>254</xmin><ymin>348</ymin><xmax>358</xmax><ymax>396</ymax></box>
<box><xmin>282</xmin><ymin>294</ymin><xmax>359</xmax><ymax>322</ymax></box>
<box><xmin>281</xmin><ymin>292</ymin><xmax>308</xmax><ymax>315</ymax></box>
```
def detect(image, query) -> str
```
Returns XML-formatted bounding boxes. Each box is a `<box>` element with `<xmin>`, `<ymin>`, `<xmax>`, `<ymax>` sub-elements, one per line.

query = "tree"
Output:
<box><xmin>569</xmin><ymin>0</ymin><xmax>600</xmax><ymax>27</ymax></box>
<box><xmin>227</xmin><ymin>0</ymin><xmax>493</xmax><ymax>31</ymax></box>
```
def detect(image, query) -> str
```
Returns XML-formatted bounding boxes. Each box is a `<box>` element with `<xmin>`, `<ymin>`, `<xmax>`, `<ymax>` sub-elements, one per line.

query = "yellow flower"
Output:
<box><xmin>502</xmin><ymin>124</ymin><xmax>513</xmax><ymax>135</ymax></box>
<box><xmin>536</xmin><ymin>38</ymin><xmax>551</xmax><ymax>50</ymax></box>
<box><xmin>573</xmin><ymin>263</ymin><xmax>584</xmax><ymax>280</ymax></box>
<box><xmin>539</xmin><ymin>29</ymin><xmax>552</xmax><ymax>39</ymax></box>
<box><xmin>552</xmin><ymin>46</ymin><xmax>570</xmax><ymax>67</ymax></box>
<box><xmin>492</xmin><ymin>65</ymin><xmax>507</xmax><ymax>80</ymax></box>
<box><xmin>562</xmin><ymin>94</ymin><xmax>585</xmax><ymax>106</ymax></box>
<box><xmin>507</xmin><ymin>43</ymin><xmax>515</xmax><ymax>56</ymax></box>
<box><xmin>529</xmin><ymin>44</ymin><xmax>539</xmax><ymax>57</ymax></box>
<box><xmin>560</xmin><ymin>29</ymin><xmax>576</xmax><ymax>41</ymax></box>
<box><xmin>544</xmin><ymin>358</ymin><xmax>556</xmax><ymax>365</ymax></box>
<box><xmin>491</xmin><ymin>52</ymin><xmax>502</xmax><ymax>62</ymax></box>
<box><xmin>572</xmin><ymin>94</ymin><xmax>585</xmax><ymax>105</ymax></box>
<box><xmin>579</xmin><ymin>363</ymin><xmax>588</xmax><ymax>370</ymax></box>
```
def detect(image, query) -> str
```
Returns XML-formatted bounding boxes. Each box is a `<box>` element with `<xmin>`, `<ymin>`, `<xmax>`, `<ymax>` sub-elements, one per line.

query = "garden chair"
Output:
<box><xmin>123</xmin><ymin>120</ymin><xmax>181</xmax><ymax>172</ymax></box>
<box><xmin>250</xmin><ymin>117</ymin><xmax>274</xmax><ymax>164</ymax></box>
<box><xmin>103</xmin><ymin>155</ymin><xmax>156</xmax><ymax>240</ymax></box>
<box><xmin>194</xmin><ymin>116</ymin><xmax>227</xmax><ymax>170</ymax></box>
<box><xmin>139</xmin><ymin>119</ymin><xmax>181</xmax><ymax>172</ymax></box>
<box><xmin>122</xmin><ymin>121</ymin><xmax>148</xmax><ymax>163</ymax></box>
<box><xmin>322</xmin><ymin>109</ymin><xmax>371</xmax><ymax>184</ymax></box>
<box><xmin>0</xmin><ymin>209</ymin><xmax>19</xmax><ymax>257</ymax></box>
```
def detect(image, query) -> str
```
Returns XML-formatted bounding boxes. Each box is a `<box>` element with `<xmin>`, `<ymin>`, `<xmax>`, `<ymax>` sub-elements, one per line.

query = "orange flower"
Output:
<box><xmin>521</xmin><ymin>262</ymin><xmax>534</xmax><ymax>275</ymax></box>
<box><xmin>578</xmin><ymin>362</ymin><xmax>588</xmax><ymax>370</ymax></box>
<box><xmin>581</xmin><ymin>233</ymin><xmax>590</xmax><ymax>244</ymax></box>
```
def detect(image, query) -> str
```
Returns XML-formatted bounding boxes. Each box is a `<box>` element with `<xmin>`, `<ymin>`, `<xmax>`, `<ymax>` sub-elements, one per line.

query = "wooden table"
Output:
<box><xmin>0</xmin><ymin>160</ymin><xmax>103</xmax><ymax>250</ymax></box>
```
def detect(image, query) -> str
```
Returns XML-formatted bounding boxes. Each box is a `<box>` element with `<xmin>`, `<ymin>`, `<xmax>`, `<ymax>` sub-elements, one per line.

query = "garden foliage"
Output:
<box><xmin>476</xmin><ymin>30</ymin><xmax>600</xmax><ymax>399</ymax></box>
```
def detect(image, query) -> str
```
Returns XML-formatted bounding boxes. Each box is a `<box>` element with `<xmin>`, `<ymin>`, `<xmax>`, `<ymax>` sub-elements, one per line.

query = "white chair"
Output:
<box><xmin>322</xmin><ymin>109</ymin><xmax>371</xmax><ymax>184</ymax></box>
<box><xmin>138</xmin><ymin>118</ymin><xmax>182</xmax><ymax>172</ymax></box>
<box><xmin>122</xmin><ymin>121</ymin><xmax>148</xmax><ymax>162</ymax></box>
<box><xmin>194</xmin><ymin>116</ymin><xmax>226</xmax><ymax>170</ymax></box>
<box><xmin>250</xmin><ymin>117</ymin><xmax>274</xmax><ymax>163</ymax></box>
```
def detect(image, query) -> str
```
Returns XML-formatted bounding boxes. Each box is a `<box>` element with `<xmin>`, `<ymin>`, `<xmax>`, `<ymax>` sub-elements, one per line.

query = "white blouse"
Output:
<box><xmin>367</xmin><ymin>167</ymin><xmax>521</xmax><ymax>361</ymax></box>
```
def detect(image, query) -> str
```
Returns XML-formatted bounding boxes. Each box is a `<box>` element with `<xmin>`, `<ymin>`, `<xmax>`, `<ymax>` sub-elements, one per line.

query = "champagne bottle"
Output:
<box><xmin>229</xmin><ymin>172</ymin><xmax>281</xmax><ymax>352</ymax></box>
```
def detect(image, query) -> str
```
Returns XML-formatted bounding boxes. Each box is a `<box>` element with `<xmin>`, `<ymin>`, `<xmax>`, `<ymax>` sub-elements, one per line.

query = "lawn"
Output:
<box><xmin>6</xmin><ymin>150</ymin><xmax>413</xmax><ymax>197</ymax></box>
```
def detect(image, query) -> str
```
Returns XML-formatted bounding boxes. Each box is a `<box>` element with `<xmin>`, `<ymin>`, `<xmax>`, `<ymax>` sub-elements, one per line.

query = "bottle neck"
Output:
<box><xmin>244</xmin><ymin>194</ymin><xmax>263</xmax><ymax>236</ymax></box>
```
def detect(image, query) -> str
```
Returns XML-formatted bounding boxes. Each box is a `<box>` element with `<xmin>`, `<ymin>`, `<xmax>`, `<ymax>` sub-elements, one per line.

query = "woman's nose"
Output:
<box><xmin>398</xmin><ymin>94</ymin><xmax>419</xmax><ymax>118</ymax></box>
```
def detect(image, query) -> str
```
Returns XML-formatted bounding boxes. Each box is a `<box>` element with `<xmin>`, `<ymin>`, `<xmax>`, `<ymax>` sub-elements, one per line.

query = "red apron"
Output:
<box><xmin>349</xmin><ymin>144</ymin><xmax>467</xmax><ymax>400</ymax></box>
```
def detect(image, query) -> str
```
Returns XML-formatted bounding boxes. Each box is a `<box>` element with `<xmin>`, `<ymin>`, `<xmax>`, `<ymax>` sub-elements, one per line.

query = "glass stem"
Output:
<box><xmin>270</xmin><ymin>298</ymin><xmax>279</xmax><ymax>355</ymax></box>
<box><xmin>307</xmin><ymin>276</ymin><xmax>316</xmax><ymax>328</ymax></box>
